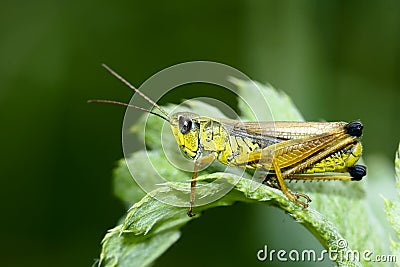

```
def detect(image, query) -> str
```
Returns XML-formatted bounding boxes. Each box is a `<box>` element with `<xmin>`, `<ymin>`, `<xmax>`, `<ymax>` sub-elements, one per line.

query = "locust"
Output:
<box><xmin>90</xmin><ymin>64</ymin><xmax>367</xmax><ymax>217</ymax></box>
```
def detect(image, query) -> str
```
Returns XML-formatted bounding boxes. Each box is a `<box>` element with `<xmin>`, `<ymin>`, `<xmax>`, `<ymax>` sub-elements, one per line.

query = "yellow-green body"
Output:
<box><xmin>170</xmin><ymin>112</ymin><xmax>363</xmax><ymax>179</ymax></box>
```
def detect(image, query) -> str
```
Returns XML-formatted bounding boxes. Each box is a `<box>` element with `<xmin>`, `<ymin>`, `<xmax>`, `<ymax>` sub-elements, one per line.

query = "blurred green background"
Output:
<box><xmin>1</xmin><ymin>1</ymin><xmax>399</xmax><ymax>266</ymax></box>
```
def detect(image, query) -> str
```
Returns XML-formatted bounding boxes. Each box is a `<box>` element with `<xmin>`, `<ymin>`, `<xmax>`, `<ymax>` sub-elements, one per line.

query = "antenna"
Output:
<box><xmin>87</xmin><ymin>99</ymin><xmax>170</xmax><ymax>122</ymax></box>
<box><xmin>101</xmin><ymin>64</ymin><xmax>170</xmax><ymax>119</ymax></box>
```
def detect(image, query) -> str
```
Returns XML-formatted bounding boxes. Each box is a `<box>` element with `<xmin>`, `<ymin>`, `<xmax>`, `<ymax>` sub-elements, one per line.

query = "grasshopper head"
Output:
<box><xmin>170</xmin><ymin>112</ymin><xmax>201</xmax><ymax>159</ymax></box>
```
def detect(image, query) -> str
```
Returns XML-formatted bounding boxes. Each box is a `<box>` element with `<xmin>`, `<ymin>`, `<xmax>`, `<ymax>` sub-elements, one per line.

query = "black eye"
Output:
<box><xmin>179</xmin><ymin>116</ymin><xmax>192</xmax><ymax>134</ymax></box>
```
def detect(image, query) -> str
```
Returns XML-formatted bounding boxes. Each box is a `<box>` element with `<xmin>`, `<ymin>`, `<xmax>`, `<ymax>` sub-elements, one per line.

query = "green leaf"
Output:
<box><xmin>113</xmin><ymin>158</ymin><xmax>146</xmax><ymax>207</ymax></box>
<box><xmin>384</xmin><ymin>143</ymin><xmax>400</xmax><ymax>264</ymax></box>
<box><xmin>101</xmin><ymin>167</ymin><xmax>361</xmax><ymax>267</ymax></box>
<box><xmin>232</xmin><ymin>78</ymin><xmax>304</xmax><ymax>121</ymax></box>
<box><xmin>99</xmin><ymin>224</ymin><xmax>181</xmax><ymax>267</ymax></box>
<box><xmin>99</xmin><ymin>79</ymin><xmax>386</xmax><ymax>267</ymax></box>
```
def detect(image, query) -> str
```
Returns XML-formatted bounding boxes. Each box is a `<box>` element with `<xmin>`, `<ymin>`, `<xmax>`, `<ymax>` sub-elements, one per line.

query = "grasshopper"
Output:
<box><xmin>90</xmin><ymin>65</ymin><xmax>366</xmax><ymax>217</ymax></box>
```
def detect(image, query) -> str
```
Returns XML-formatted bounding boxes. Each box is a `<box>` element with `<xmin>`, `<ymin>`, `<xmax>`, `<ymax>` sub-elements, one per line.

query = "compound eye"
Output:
<box><xmin>179</xmin><ymin>116</ymin><xmax>192</xmax><ymax>134</ymax></box>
